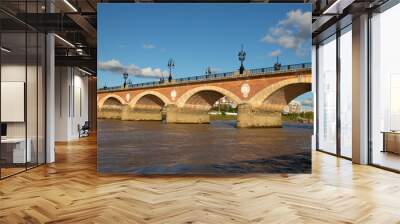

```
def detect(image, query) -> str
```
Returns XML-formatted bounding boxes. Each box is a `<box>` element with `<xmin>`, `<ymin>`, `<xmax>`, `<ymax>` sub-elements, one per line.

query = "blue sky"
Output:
<box><xmin>98</xmin><ymin>3</ymin><xmax>313</xmax><ymax>108</ymax></box>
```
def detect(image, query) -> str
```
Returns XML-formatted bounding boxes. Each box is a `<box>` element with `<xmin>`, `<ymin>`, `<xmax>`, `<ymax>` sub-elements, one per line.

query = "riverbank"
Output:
<box><xmin>210</xmin><ymin>114</ymin><xmax>313</xmax><ymax>128</ymax></box>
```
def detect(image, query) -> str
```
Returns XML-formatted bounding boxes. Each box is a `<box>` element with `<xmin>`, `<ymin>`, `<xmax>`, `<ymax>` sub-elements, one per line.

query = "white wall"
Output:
<box><xmin>1</xmin><ymin>63</ymin><xmax>46</xmax><ymax>164</ymax></box>
<box><xmin>1</xmin><ymin>65</ymin><xmax>40</xmax><ymax>138</ymax></box>
<box><xmin>71</xmin><ymin>72</ymin><xmax>89</xmax><ymax>138</ymax></box>
<box><xmin>1</xmin><ymin>64</ymin><xmax>26</xmax><ymax>81</ymax></box>
<box><xmin>55</xmin><ymin>67</ymin><xmax>89</xmax><ymax>141</ymax></box>
<box><xmin>1</xmin><ymin>65</ymin><xmax>26</xmax><ymax>138</ymax></box>
<box><xmin>55</xmin><ymin>67</ymin><xmax>69</xmax><ymax>141</ymax></box>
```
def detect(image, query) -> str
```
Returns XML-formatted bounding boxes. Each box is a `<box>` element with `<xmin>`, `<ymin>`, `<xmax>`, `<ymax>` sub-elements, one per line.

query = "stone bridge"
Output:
<box><xmin>97</xmin><ymin>63</ymin><xmax>312</xmax><ymax>128</ymax></box>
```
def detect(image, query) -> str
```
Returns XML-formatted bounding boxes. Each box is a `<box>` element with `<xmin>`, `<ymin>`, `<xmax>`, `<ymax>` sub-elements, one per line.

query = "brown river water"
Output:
<box><xmin>98</xmin><ymin>119</ymin><xmax>312</xmax><ymax>174</ymax></box>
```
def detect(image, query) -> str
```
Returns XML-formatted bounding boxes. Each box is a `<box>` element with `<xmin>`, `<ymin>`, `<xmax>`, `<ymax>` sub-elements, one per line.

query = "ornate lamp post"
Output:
<box><xmin>123</xmin><ymin>72</ymin><xmax>129</xmax><ymax>88</ymax></box>
<box><xmin>238</xmin><ymin>44</ymin><xmax>246</xmax><ymax>74</ymax></box>
<box><xmin>167</xmin><ymin>58</ymin><xmax>175</xmax><ymax>82</ymax></box>
<box><xmin>274</xmin><ymin>56</ymin><xmax>282</xmax><ymax>71</ymax></box>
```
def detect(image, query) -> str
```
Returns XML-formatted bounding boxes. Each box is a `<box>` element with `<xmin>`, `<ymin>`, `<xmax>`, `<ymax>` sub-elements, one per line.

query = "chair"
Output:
<box><xmin>78</xmin><ymin>121</ymin><xmax>90</xmax><ymax>138</ymax></box>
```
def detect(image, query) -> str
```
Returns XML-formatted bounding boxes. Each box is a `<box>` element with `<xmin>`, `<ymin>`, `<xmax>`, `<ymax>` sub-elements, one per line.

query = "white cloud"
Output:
<box><xmin>279</xmin><ymin>9</ymin><xmax>311</xmax><ymax>39</ymax></box>
<box><xmin>302</xmin><ymin>98</ymin><xmax>313</xmax><ymax>107</ymax></box>
<box><xmin>98</xmin><ymin>59</ymin><xmax>167</xmax><ymax>78</ymax></box>
<box><xmin>143</xmin><ymin>43</ymin><xmax>155</xmax><ymax>49</ymax></box>
<box><xmin>261</xmin><ymin>9</ymin><xmax>311</xmax><ymax>56</ymax></box>
<box><xmin>269</xmin><ymin>49</ymin><xmax>282</xmax><ymax>57</ymax></box>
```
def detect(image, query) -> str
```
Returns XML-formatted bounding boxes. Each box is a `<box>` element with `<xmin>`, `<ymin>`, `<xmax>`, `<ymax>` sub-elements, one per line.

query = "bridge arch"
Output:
<box><xmin>97</xmin><ymin>94</ymin><xmax>126</xmax><ymax>119</ymax></box>
<box><xmin>98</xmin><ymin>94</ymin><xmax>126</xmax><ymax>109</ymax></box>
<box><xmin>128</xmin><ymin>91</ymin><xmax>171</xmax><ymax>109</ymax></box>
<box><xmin>176</xmin><ymin>86</ymin><xmax>242</xmax><ymax>110</ymax></box>
<box><xmin>248</xmin><ymin>75</ymin><xmax>312</xmax><ymax>110</ymax></box>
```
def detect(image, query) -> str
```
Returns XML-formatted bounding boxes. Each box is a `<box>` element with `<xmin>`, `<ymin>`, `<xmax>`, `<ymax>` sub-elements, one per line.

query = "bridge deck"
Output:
<box><xmin>98</xmin><ymin>63</ymin><xmax>311</xmax><ymax>93</ymax></box>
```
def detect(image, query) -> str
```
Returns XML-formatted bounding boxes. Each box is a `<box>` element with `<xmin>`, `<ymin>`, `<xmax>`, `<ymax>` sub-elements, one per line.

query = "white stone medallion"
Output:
<box><xmin>126</xmin><ymin>93</ymin><xmax>131</xmax><ymax>102</ymax></box>
<box><xmin>240</xmin><ymin>82</ymin><xmax>250</xmax><ymax>98</ymax></box>
<box><xmin>170</xmin><ymin>89</ymin><xmax>177</xmax><ymax>101</ymax></box>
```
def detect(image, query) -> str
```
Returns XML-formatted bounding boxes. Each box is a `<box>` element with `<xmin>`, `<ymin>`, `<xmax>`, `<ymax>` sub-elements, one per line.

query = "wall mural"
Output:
<box><xmin>97</xmin><ymin>3</ymin><xmax>313</xmax><ymax>175</ymax></box>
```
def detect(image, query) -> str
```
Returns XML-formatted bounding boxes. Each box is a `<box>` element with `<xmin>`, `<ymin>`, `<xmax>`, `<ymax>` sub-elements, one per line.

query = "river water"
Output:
<box><xmin>98</xmin><ymin>119</ymin><xmax>312</xmax><ymax>174</ymax></box>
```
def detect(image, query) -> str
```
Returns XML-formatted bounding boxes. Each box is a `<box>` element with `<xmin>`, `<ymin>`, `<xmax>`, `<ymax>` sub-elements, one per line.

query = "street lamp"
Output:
<box><xmin>167</xmin><ymin>58</ymin><xmax>175</xmax><ymax>82</ymax></box>
<box><xmin>274</xmin><ymin>56</ymin><xmax>282</xmax><ymax>71</ymax></box>
<box><xmin>238</xmin><ymin>44</ymin><xmax>246</xmax><ymax>74</ymax></box>
<box><xmin>123</xmin><ymin>72</ymin><xmax>129</xmax><ymax>88</ymax></box>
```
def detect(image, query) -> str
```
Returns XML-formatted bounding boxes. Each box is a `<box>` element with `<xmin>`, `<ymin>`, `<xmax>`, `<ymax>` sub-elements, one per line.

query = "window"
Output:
<box><xmin>317</xmin><ymin>35</ymin><xmax>337</xmax><ymax>154</ymax></box>
<box><xmin>339</xmin><ymin>26</ymin><xmax>352</xmax><ymax>158</ymax></box>
<box><xmin>370</xmin><ymin>3</ymin><xmax>400</xmax><ymax>171</ymax></box>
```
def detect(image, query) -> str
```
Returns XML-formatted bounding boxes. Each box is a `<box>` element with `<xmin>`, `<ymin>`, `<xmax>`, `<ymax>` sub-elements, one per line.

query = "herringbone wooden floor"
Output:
<box><xmin>1</xmin><ymin>135</ymin><xmax>400</xmax><ymax>224</ymax></box>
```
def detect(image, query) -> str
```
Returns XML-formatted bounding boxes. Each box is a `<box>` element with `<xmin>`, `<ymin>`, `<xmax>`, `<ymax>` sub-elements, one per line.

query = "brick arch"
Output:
<box><xmin>128</xmin><ymin>90</ymin><xmax>171</xmax><ymax>108</ymax></box>
<box><xmin>176</xmin><ymin>86</ymin><xmax>242</xmax><ymax>108</ymax></box>
<box><xmin>248</xmin><ymin>75</ymin><xmax>312</xmax><ymax>107</ymax></box>
<box><xmin>98</xmin><ymin>94</ymin><xmax>126</xmax><ymax>109</ymax></box>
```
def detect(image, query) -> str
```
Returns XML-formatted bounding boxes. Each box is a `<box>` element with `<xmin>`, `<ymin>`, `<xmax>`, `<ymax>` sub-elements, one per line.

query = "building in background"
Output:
<box><xmin>288</xmin><ymin>101</ymin><xmax>302</xmax><ymax>113</ymax></box>
<box><xmin>213</xmin><ymin>96</ymin><xmax>237</xmax><ymax>111</ymax></box>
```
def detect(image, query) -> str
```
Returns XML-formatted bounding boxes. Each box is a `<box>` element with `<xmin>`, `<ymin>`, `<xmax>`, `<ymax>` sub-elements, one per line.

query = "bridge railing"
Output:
<box><xmin>248</xmin><ymin>63</ymin><xmax>311</xmax><ymax>75</ymax></box>
<box><xmin>175</xmin><ymin>71</ymin><xmax>236</xmax><ymax>83</ymax></box>
<box><xmin>98</xmin><ymin>62</ymin><xmax>311</xmax><ymax>91</ymax></box>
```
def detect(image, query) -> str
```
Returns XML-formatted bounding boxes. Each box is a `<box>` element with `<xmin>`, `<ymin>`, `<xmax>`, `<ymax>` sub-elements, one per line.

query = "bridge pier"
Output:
<box><xmin>166</xmin><ymin>105</ymin><xmax>209</xmax><ymax>124</ymax></box>
<box><xmin>97</xmin><ymin>107</ymin><xmax>122</xmax><ymax>119</ymax></box>
<box><xmin>237</xmin><ymin>103</ymin><xmax>282</xmax><ymax>128</ymax></box>
<box><xmin>121</xmin><ymin>105</ymin><xmax>162</xmax><ymax>121</ymax></box>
